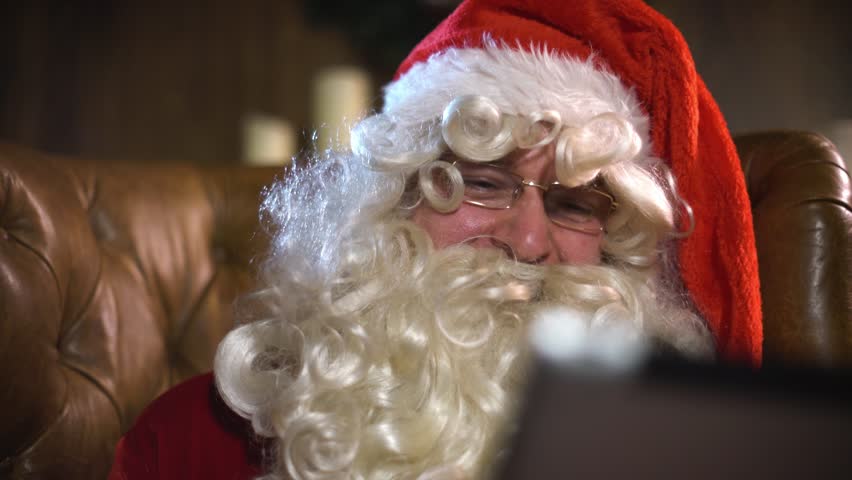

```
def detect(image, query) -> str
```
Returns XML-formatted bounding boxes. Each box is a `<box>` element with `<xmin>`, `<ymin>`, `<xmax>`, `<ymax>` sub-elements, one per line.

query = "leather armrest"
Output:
<box><xmin>734</xmin><ymin>131</ymin><xmax>852</xmax><ymax>367</ymax></box>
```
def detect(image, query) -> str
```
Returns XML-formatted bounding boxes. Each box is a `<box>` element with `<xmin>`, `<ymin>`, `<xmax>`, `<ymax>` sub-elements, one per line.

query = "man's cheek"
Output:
<box><xmin>413</xmin><ymin>206</ymin><xmax>497</xmax><ymax>248</ymax></box>
<box><xmin>554</xmin><ymin>232</ymin><xmax>603</xmax><ymax>265</ymax></box>
<box><xmin>440</xmin><ymin>210</ymin><xmax>497</xmax><ymax>246</ymax></box>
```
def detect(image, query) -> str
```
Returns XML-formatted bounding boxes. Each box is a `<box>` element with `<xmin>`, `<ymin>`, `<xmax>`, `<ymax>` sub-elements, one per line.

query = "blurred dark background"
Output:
<box><xmin>1</xmin><ymin>0</ymin><xmax>850</xmax><ymax>164</ymax></box>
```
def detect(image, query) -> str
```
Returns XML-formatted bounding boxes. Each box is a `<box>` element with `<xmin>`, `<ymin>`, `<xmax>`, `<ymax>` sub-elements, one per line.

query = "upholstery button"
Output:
<box><xmin>0</xmin><ymin>228</ymin><xmax>8</xmax><ymax>240</ymax></box>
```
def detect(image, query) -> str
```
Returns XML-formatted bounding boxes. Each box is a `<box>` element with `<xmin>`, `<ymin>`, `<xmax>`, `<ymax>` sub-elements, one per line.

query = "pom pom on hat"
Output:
<box><xmin>383</xmin><ymin>0</ymin><xmax>762</xmax><ymax>367</ymax></box>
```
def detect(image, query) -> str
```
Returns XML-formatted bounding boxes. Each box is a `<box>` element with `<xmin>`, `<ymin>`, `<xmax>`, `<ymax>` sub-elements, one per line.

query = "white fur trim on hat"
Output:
<box><xmin>382</xmin><ymin>40</ymin><xmax>651</xmax><ymax>148</ymax></box>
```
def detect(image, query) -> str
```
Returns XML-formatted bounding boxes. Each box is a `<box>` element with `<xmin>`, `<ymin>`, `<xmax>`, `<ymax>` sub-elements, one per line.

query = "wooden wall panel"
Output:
<box><xmin>0</xmin><ymin>1</ymin><xmax>364</xmax><ymax>163</ymax></box>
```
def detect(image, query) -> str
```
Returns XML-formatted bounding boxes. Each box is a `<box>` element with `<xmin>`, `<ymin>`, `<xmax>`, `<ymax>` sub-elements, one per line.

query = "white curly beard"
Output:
<box><xmin>215</xmin><ymin>220</ymin><xmax>714</xmax><ymax>480</ymax></box>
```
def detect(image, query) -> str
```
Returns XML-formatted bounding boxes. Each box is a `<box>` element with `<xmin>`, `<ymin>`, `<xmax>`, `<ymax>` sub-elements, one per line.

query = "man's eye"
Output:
<box><xmin>555</xmin><ymin>201</ymin><xmax>594</xmax><ymax>216</ymax></box>
<box><xmin>464</xmin><ymin>177</ymin><xmax>504</xmax><ymax>191</ymax></box>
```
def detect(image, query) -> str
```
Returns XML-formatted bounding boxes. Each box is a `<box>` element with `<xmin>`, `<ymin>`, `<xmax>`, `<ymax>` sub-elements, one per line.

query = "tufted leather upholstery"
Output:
<box><xmin>0</xmin><ymin>143</ymin><xmax>279</xmax><ymax>479</ymax></box>
<box><xmin>735</xmin><ymin>131</ymin><xmax>852</xmax><ymax>367</ymax></box>
<box><xmin>0</xmin><ymin>131</ymin><xmax>849</xmax><ymax>479</ymax></box>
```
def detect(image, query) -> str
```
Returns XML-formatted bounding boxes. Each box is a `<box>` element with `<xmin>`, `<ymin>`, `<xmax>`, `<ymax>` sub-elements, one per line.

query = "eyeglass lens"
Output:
<box><xmin>453</xmin><ymin>162</ymin><xmax>614</xmax><ymax>231</ymax></box>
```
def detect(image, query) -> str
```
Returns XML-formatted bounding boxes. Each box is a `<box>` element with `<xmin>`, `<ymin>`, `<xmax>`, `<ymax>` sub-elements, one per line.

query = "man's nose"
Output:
<box><xmin>494</xmin><ymin>189</ymin><xmax>558</xmax><ymax>264</ymax></box>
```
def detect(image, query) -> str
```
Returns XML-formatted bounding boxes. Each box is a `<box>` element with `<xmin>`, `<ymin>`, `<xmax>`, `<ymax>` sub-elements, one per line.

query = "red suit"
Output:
<box><xmin>108</xmin><ymin>373</ymin><xmax>265</xmax><ymax>479</ymax></box>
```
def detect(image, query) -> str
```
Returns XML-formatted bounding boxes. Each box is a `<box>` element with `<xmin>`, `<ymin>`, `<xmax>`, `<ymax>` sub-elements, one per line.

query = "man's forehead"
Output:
<box><xmin>440</xmin><ymin>144</ymin><xmax>558</xmax><ymax>175</ymax></box>
<box><xmin>497</xmin><ymin>145</ymin><xmax>557</xmax><ymax>170</ymax></box>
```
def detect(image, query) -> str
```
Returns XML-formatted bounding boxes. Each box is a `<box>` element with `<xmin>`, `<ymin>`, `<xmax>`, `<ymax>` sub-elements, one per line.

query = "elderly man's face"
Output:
<box><xmin>411</xmin><ymin>145</ymin><xmax>604</xmax><ymax>265</ymax></box>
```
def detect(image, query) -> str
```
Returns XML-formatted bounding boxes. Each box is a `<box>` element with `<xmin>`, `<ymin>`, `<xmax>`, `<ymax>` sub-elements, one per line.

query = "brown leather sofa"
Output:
<box><xmin>1</xmin><ymin>132</ymin><xmax>850</xmax><ymax>479</ymax></box>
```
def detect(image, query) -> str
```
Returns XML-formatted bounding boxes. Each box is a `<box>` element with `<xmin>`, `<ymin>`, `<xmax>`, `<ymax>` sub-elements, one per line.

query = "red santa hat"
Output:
<box><xmin>383</xmin><ymin>0</ymin><xmax>762</xmax><ymax>367</ymax></box>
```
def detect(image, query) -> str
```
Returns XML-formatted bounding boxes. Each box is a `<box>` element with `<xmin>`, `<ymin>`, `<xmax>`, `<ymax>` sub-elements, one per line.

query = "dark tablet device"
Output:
<box><xmin>495</xmin><ymin>355</ymin><xmax>852</xmax><ymax>479</ymax></box>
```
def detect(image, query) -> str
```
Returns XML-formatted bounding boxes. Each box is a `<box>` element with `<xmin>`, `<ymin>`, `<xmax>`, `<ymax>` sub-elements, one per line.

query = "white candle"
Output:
<box><xmin>242</xmin><ymin>113</ymin><xmax>296</xmax><ymax>166</ymax></box>
<box><xmin>312</xmin><ymin>66</ymin><xmax>372</xmax><ymax>151</ymax></box>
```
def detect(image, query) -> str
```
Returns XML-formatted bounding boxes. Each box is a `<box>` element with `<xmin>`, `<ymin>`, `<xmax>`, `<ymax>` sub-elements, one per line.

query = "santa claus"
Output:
<box><xmin>111</xmin><ymin>1</ymin><xmax>762</xmax><ymax>478</ymax></box>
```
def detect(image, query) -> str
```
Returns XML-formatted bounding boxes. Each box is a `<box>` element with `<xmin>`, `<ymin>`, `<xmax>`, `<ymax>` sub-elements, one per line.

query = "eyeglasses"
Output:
<box><xmin>448</xmin><ymin>161</ymin><xmax>618</xmax><ymax>235</ymax></box>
